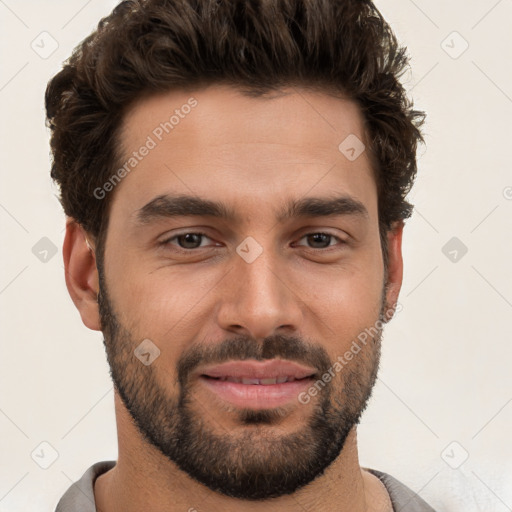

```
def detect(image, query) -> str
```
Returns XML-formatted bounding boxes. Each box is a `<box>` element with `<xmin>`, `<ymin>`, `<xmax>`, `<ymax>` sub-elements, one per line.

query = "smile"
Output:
<box><xmin>204</xmin><ymin>375</ymin><xmax>309</xmax><ymax>384</ymax></box>
<box><xmin>195</xmin><ymin>359</ymin><xmax>318</xmax><ymax>409</ymax></box>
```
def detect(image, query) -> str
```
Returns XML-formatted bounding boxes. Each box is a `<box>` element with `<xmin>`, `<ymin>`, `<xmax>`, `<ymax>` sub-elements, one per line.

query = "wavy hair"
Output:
<box><xmin>45</xmin><ymin>0</ymin><xmax>425</xmax><ymax>271</ymax></box>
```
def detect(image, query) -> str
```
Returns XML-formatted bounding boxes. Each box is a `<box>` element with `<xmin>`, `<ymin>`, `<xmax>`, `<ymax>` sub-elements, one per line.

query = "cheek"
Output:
<box><xmin>298</xmin><ymin>254</ymin><xmax>384</xmax><ymax>354</ymax></box>
<box><xmin>303</xmin><ymin>247</ymin><xmax>384</xmax><ymax>308</ymax></box>
<box><xmin>113</xmin><ymin>276</ymin><xmax>196</xmax><ymax>331</ymax></box>
<box><xmin>106</xmin><ymin>260</ymin><xmax>221</xmax><ymax>358</ymax></box>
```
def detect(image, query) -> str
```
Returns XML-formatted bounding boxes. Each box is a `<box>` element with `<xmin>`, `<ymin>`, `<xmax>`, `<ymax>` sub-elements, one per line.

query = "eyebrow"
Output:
<box><xmin>134</xmin><ymin>193</ymin><xmax>369</xmax><ymax>226</ymax></box>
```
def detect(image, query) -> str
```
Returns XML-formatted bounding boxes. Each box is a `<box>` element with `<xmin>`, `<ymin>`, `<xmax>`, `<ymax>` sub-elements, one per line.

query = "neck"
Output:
<box><xmin>94</xmin><ymin>393</ymin><xmax>391</xmax><ymax>512</ymax></box>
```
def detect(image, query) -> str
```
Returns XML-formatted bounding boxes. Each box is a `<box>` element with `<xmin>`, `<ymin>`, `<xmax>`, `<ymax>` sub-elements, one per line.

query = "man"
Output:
<box><xmin>47</xmin><ymin>0</ymin><xmax>433</xmax><ymax>510</ymax></box>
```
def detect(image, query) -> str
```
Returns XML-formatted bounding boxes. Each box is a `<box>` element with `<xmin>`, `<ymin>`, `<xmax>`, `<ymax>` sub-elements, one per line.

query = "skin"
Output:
<box><xmin>63</xmin><ymin>85</ymin><xmax>404</xmax><ymax>511</ymax></box>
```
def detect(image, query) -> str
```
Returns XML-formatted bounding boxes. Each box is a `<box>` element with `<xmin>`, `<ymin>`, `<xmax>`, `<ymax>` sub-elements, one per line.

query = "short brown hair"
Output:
<box><xmin>45</xmin><ymin>0</ymin><xmax>425</xmax><ymax>270</ymax></box>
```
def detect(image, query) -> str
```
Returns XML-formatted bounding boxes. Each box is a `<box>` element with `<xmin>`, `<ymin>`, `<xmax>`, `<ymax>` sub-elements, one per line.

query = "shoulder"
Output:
<box><xmin>54</xmin><ymin>460</ymin><xmax>116</xmax><ymax>512</ymax></box>
<box><xmin>364</xmin><ymin>467</ymin><xmax>437</xmax><ymax>512</ymax></box>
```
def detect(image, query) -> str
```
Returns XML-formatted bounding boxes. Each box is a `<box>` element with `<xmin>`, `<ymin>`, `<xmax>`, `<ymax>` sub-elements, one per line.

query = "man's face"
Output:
<box><xmin>94</xmin><ymin>85</ymin><xmax>399</xmax><ymax>500</ymax></box>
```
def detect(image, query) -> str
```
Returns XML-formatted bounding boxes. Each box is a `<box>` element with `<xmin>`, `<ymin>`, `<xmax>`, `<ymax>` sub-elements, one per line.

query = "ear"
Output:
<box><xmin>383</xmin><ymin>220</ymin><xmax>404</xmax><ymax>322</ymax></box>
<box><xmin>62</xmin><ymin>218</ymin><xmax>102</xmax><ymax>331</ymax></box>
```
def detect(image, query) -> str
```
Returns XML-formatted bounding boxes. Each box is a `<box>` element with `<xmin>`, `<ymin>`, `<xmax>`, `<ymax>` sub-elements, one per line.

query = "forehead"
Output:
<box><xmin>111</xmin><ymin>84</ymin><xmax>377</xmax><ymax>223</ymax></box>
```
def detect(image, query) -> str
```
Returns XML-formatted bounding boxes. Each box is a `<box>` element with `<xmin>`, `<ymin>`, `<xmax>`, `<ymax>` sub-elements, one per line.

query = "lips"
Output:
<box><xmin>198</xmin><ymin>359</ymin><xmax>317</xmax><ymax>382</ymax></box>
<box><xmin>206</xmin><ymin>376</ymin><xmax>303</xmax><ymax>385</ymax></box>
<box><xmin>196</xmin><ymin>360</ymin><xmax>318</xmax><ymax>409</ymax></box>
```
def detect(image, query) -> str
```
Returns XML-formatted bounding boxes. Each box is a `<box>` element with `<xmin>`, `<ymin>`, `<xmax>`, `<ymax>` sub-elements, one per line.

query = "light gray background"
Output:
<box><xmin>1</xmin><ymin>1</ymin><xmax>511</xmax><ymax>511</ymax></box>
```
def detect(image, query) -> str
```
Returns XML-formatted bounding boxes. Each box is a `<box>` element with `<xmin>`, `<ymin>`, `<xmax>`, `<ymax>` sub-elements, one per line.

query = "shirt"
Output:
<box><xmin>54</xmin><ymin>460</ymin><xmax>436</xmax><ymax>511</ymax></box>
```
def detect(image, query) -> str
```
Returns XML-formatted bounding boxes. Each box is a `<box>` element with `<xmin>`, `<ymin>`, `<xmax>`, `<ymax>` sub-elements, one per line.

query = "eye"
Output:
<box><xmin>159</xmin><ymin>230</ymin><xmax>347</xmax><ymax>254</ymax></box>
<box><xmin>160</xmin><ymin>232</ymin><xmax>216</xmax><ymax>251</ymax></box>
<box><xmin>294</xmin><ymin>232</ymin><xmax>346</xmax><ymax>250</ymax></box>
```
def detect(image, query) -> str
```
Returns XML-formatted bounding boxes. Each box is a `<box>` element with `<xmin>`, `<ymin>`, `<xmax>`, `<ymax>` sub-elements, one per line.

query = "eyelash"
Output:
<box><xmin>159</xmin><ymin>231</ymin><xmax>347</xmax><ymax>253</ymax></box>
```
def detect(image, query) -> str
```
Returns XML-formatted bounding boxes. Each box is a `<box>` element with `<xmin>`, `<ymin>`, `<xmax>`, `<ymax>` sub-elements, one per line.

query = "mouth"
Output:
<box><xmin>201</xmin><ymin>375</ymin><xmax>313</xmax><ymax>384</ymax></box>
<box><xmin>196</xmin><ymin>359</ymin><xmax>317</xmax><ymax>409</ymax></box>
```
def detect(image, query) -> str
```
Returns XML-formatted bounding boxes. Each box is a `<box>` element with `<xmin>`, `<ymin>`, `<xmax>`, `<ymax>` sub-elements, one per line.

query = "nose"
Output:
<box><xmin>216</xmin><ymin>244</ymin><xmax>304</xmax><ymax>341</ymax></box>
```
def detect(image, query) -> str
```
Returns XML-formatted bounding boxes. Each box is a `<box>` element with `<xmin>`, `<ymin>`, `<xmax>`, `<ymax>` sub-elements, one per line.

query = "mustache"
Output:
<box><xmin>177</xmin><ymin>334</ymin><xmax>333</xmax><ymax>388</ymax></box>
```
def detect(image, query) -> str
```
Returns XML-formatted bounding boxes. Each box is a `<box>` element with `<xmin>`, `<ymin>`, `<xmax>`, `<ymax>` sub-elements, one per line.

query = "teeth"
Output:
<box><xmin>241</xmin><ymin>378</ymin><xmax>261</xmax><ymax>385</ymax></box>
<box><xmin>212</xmin><ymin>376</ymin><xmax>296</xmax><ymax>386</ymax></box>
<box><xmin>214</xmin><ymin>376</ymin><xmax>300</xmax><ymax>385</ymax></box>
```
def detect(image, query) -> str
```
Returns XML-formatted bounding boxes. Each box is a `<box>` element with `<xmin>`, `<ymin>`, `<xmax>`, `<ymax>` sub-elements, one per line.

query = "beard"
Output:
<box><xmin>97</xmin><ymin>266</ymin><xmax>388</xmax><ymax>501</ymax></box>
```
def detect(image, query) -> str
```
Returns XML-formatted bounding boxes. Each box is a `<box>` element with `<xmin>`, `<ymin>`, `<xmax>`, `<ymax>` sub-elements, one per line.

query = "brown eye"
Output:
<box><xmin>175</xmin><ymin>233</ymin><xmax>206</xmax><ymax>249</ymax></box>
<box><xmin>161</xmin><ymin>232</ymin><xmax>213</xmax><ymax>250</ymax></box>
<box><xmin>295</xmin><ymin>232</ymin><xmax>345</xmax><ymax>250</ymax></box>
